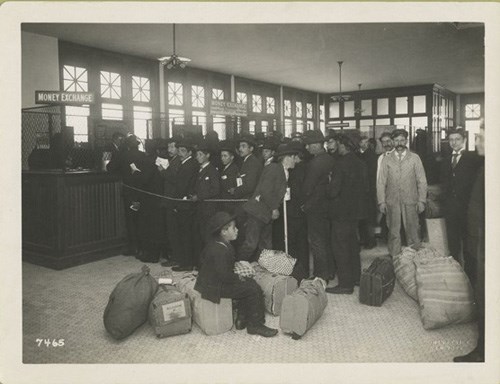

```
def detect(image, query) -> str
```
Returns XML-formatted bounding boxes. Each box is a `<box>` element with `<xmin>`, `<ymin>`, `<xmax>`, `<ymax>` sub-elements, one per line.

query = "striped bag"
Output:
<box><xmin>415</xmin><ymin>256</ymin><xmax>475</xmax><ymax>330</ymax></box>
<box><xmin>233</xmin><ymin>261</ymin><xmax>256</xmax><ymax>278</ymax></box>
<box><xmin>393</xmin><ymin>244</ymin><xmax>443</xmax><ymax>301</ymax></box>
<box><xmin>258</xmin><ymin>249</ymin><xmax>297</xmax><ymax>276</ymax></box>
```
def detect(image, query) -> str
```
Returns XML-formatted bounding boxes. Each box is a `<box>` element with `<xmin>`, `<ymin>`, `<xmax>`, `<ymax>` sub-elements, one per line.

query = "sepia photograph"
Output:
<box><xmin>1</xmin><ymin>1</ymin><xmax>499</xmax><ymax>383</ymax></box>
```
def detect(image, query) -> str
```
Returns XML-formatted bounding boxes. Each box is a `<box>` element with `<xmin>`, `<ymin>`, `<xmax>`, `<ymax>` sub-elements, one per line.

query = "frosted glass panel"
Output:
<box><xmin>344</xmin><ymin>101</ymin><xmax>355</xmax><ymax>117</ymax></box>
<box><xmin>344</xmin><ymin>120</ymin><xmax>356</xmax><ymax>128</ymax></box>
<box><xmin>375</xmin><ymin>118</ymin><xmax>390</xmax><ymax>126</ymax></box>
<box><xmin>396</xmin><ymin>97</ymin><xmax>408</xmax><ymax>115</ymax></box>
<box><xmin>394</xmin><ymin>117</ymin><xmax>410</xmax><ymax>129</ymax></box>
<box><xmin>413</xmin><ymin>95</ymin><xmax>426</xmax><ymax>114</ymax></box>
<box><xmin>361</xmin><ymin>100</ymin><xmax>372</xmax><ymax>116</ymax></box>
<box><xmin>412</xmin><ymin>116</ymin><xmax>428</xmax><ymax>130</ymax></box>
<box><xmin>377</xmin><ymin>98</ymin><xmax>389</xmax><ymax>115</ymax></box>
<box><xmin>329</xmin><ymin>102</ymin><xmax>340</xmax><ymax>118</ymax></box>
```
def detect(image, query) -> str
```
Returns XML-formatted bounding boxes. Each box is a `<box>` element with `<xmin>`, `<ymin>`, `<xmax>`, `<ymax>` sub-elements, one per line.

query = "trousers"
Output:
<box><xmin>331</xmin><ymin>220</ymin><xmax>361</xmax><ymax>288</ymax></box>
<box><xmin>237</xmin><ymin>215</ymin><xmax>272</xmax><ymax>262</ymax></box>
<box><xmin>445</xmin><ymin>199</ymin><xmax>468</xmax><ymax>262</ymax></box>
<box><xmin>176</xmin><ymin>208</ymin><xmax>195</xmax><ymax>267</ymax></box>
<box><xmin>306</xmin><ymin>212</ymin><xmax>334</xmax><ymax>280</ymax></box>
<box><xmin>386</xmin><ymin>203</ymin><xmax>421</xmax><ymax>257</ymax></box>
<box><xmin>220</xmin><ymin>278</ymin><xmax>265</xmax><ymax>326</ymax></box>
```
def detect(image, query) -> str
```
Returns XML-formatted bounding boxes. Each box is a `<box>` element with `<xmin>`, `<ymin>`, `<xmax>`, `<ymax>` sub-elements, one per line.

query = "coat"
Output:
<box><xmin>219</xmin><ymin>161</ymin><xmax>239</xmax><ymax>200</ymax></box>
<box><xmin>160</xmin><ymin>155</ymin><xmax>181</xmax><ymax>209</ymax></box>
<box><xmin>233</xmin><ymin>154</ymin><xmax>263</xmax><ymax>199</ymax></box>
<box><xmin>194</xmin><ymin>162</ymin><xmax>220</xmax><ymax>217</ymax></box>
<box><xmin>302</xmin><ymin>152</ymin><xmax>336</xmax><ymax>214</ymax></box>
<box><xmin>194</xmin><ymin>240</ymin><xmax>241</xmax><ymax>304</ymax></box>
<box><xmin>174</xmin><ymin>156</ymin><xmax>199</xmax><ymax>211</ymax></box>
<box><xmin>377</xmin><ymin>150</ymin><xmax>427</xmax><ymax>206</ymax></box>
<box><xmin>327</xmin><ymin>151</ymin><xmax>367</xmax><ymax>221</ymax></box>
<box><xmin>287</xmin><ymin>160</ymin><xmax>306</xmax><ymax>218</ymax></box>
<box><xmin>441</xmin><ymin>151</ymin><xmax>483</xmax><ymax>212</ymax></box>
<box><xmin>243</xmin><ymin>162</ymin><xmax>288</xmax><ymax>224</ymax></box>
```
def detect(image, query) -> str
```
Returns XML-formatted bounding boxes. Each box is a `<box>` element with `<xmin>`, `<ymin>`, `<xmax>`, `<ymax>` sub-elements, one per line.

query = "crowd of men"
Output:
<box><xmin>106</xmin><ymin>125</ymin><xmax>485</xmax><ymax>359</ymax></box>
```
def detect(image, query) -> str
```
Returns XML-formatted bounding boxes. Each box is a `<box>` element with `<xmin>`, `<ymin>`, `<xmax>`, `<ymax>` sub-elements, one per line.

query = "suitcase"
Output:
<box><xmin>177</xmin><ymin>275</ymin><xmax>233</xmax><ymax>336</ymax></box>
<box><xmin>359</xmin><ymin>257</ymin><xmax>395</xmax><ymax>307</ymax></box>
<box><xmin>253</xmin><ymin>265</ymin><xmax>298</xmax><ymax>316</ymax></box>
<box><xmin>280</xmin><ymin>278</ymin><xmax>328</xmax><ymax>339</ymax></box>
<box><xmin>148</xmin><ymin>285</ymin><xmax>192</xmax><ymax>338</ymax></box>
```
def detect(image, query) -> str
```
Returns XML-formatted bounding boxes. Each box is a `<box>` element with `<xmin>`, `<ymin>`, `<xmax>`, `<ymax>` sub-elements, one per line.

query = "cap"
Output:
<box><xmin>303</xmin><ymin>130</ymin><xmax>325</xmax><ymax>145</ymax></box>
<box><xmin>208</xmin><ymin>211</ymin><xmax>237</xmax><ymax>235</ymax></box>
<box><xmin>274</xmin><ymin>143</ymin><xmax>301</xmax><ymax>159</ymax></box>
<box><xmin>237</xmin><ymin>135</ymin><xmax>257</xmax><ymax>148</ymax></box>
<box><xmin>391</xmin><ymin>129</ymin><xmax>408</xmax><ymax>139</ymax></box>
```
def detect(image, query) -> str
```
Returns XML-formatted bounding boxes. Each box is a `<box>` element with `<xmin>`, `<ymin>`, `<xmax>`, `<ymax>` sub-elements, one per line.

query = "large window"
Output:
<box><xmin>465</xmin><ymin>103</ymin><xmax>482</xmax><ymax>151</ymax></box>
<box><xmin>65</xmin><ymin>105</ymin><xmax>90</xmax><ymax>143</ymax></box>
<box><xmin>296</xmin><ymin>102</ymin><xmax>303</xmax><ymax>118</ymax></box>
<box><xmin>396</xmin><ymin>96</ymin><xmax>408</xmax><ymax>115</ymax></box>
<box><xmin>133</xmin><ymin>106</ymin><xmax>152</xmax><ymax>143</ymax></box>
<box><xmin>284</xmin><ymin>100</ymin><xmax>292</xmax><ymax>117</ymax></box>
<box><xmin>284</xmin><ymin>119</ymin><xmax>293</xmax><ymax>137</ymax></box>
<box><xmin>319</xmin><ymin>105</ymin><xmax>325</xmax><ymax>134</ymax></box>
<box><xmin>212</xmin><ymin>88</ymin><xmax>224</xmax><ymax>101</ymax></box>
<box><xmin>237</xmin><ymin>92</ymin><xmax>247</xmax><ymax>105</ymax></box>
<box><xmin>266</xmin><ymin>97</ymin><xmax>275</xmax><ymax>114</ymax></box>
<box><xmin>377</xmin><ymin>98</ymin><xmax>389</xmax><ymax>115</ymax></box>
<box><xmin>249</xmin><ymin>120</ymin><xmax>256</xmax><ymax>134</ymax></box>
<box><xmin>261</xmin><ymin>121</ymin><xmax>269</xmax><ymax>133</ymax></box>
<box><xmin>306</xmin><ymin>103</ymin><xmax>313</xmax><ymax>119</ymax></box>
<box><xmin>132</xmin><ymin>76</ymin><xmax>150</xmax><ymax>102</ymax></box>
<box><xmin>296</xmin><ymin>120</ymin><xmax>304</xmax><ymax>133</ymax></box>
<box><xmin>169</xmin><ymin>108</ymin><xmax>185</xmax><ymax>128</ymax></box>
<box><xmin>213</xmin><ymin>115</ymin><xmax>226</xmax><ymax>140</ymax></box>
<box><xmin>63</xmin><ymin>65</ymin><xmax>88</xmax><ymax>92</ymax></box>
<box><xmin>344</xmin><ymin>101</ymin><xmax>355</xmax><ymax>117</ymax></box>
<box><xmin>100</xmin><ymin>71</ymin><xmax>121</xmax><ymax>99</ymax></box>
<box><xmin>102</xmin><ymin>103</ymin><xmax>123</xmax><ymax>120</ymax></box>
<box><xmin>191</xmin><ymin>85</ymin><xmax>205</xmax><ymax>108</ymax></box>
<box><xmin>252</xmin><ymin>95</ymin><xmax>262</xmax><ymax>113</ymax></box>
<box><xmin>192</xmin><ymin>111</ymin><xmax>207</xmax><ymax>136</ymax></box>
<box><xmin>168</xmin><ymin>82</ymin><xmax>183</xmax><ymax>106</ymax></box>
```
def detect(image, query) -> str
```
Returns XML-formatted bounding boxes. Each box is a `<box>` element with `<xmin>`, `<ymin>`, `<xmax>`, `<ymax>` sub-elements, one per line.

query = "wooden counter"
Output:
<box><xmin>22</xmin><ymin>170</ymin><xmax>126</xmax><ymax>269</ymax></box>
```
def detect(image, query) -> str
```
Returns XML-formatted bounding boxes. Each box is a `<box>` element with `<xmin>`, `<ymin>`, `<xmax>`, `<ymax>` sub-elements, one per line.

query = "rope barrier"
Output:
<box><xmin>123</xmin><ymin>183</ymin><xmax>249</xmax><ymax>203</ymax></box>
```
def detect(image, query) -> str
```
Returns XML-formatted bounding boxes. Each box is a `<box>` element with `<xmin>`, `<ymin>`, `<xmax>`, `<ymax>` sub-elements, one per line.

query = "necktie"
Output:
<box><xmin>452</xmin><ymin>153</ymin><xmax>459</xmax><ymax>169</ymax></box>
<box><xmin>398</xmin><ymin>153</ymin><xmax>403</xmax><ymax>161</ymax></box>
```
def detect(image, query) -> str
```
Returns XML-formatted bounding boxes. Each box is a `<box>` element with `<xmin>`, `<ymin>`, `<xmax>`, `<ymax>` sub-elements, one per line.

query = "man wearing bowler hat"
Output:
<box><xmin>377</xmin><ymin>129</ymin><xmax>427</xmax><ymax>257</ymax></box>
<box><xmin>231</xmin><ymin>135</ymin><xmax>263</xmax><ymax>200</ymax></box>
<box><xmin>237</xmin><ymin>143</ymin><xmax>300</xmax><ymax>261</ymax></box>
<box><xmin>302</xmin><ymin>130</ymin><xmax>336</xmax><ymax>282</ymax></box>
<box><xmin>218</xmin><ymin>140</ymin><xmax>239</xmax><ymax>214</ymax></box>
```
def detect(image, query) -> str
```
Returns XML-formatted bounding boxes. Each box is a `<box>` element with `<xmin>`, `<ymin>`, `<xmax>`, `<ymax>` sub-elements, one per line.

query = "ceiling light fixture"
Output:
<box><xmin>330</xmin><ymin>61</ymin><xmax>353</xmax><ymax>103</ymax></box>
<box><xmin>158</xmin><ymin>24</ymin><xmax>191</xmax><ymax>69</ymax></box>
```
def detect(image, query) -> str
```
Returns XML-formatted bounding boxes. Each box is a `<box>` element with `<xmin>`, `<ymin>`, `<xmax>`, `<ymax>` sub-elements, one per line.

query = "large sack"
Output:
<box><xmin>280</xmin><ymin>278</ymin><xmax>328</xmax><ymax>339</ymax></box>
<box><xmin>359</xmin><ymin>257</ymin><xmax>396</xmax><ymax>306</ymax></box>
<box><xmin>425</xmin><ymin>218</ymin><xmax>450</xmax><ymax>256</ymax></box>
<box><xmin>393</xmin><ymin>245</ymin><xmax>444</xmax><ymax>300</ymax></box>
<box><xmin>415</xmin><ymin>256</ymin><xmax>475</xmax><ymax>330</ymax></box>
<box><xmin>258</xmin><ymin>249</ymin><xmax>297</xmax><ymax>276</ymax></box>
<box><xmin>253</xmin><ymin>265</ymin><xmax>298</xmax><ymax>316</ymax></box>
<box><xmin>177</xmin><ymin>275</ymin><xmax>233</xmax><ymax>336</ymax></box>
<box><xmin>103</xmin><ymin>265</ymin><xmax>158</xmax><ymax>340</ymax></box>
<box><xmin>148</xmin><ymin>285</ymin><xmax>192</xmax><ymax>338</ymax></box>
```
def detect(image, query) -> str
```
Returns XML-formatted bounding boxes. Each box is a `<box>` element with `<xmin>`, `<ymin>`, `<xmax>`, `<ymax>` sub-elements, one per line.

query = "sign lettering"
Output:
<box><xmin>210</xmin><ymin>100</ymin><xmax>247</xmax><ymax>117</ymax></box>
<box><xmin>35</xmin><ymin>91</ymin><xmax>95</xmax><ymax>105</ymax></box>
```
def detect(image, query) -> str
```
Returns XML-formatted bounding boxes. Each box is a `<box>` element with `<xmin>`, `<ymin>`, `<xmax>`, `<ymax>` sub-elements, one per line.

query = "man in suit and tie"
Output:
<box><xmin>231</xmin><ymin>135</ymin><xmax>263</xmax><ymax>200</ymax></box>
<box><xmin>377</xmin><ymin>129</ymin><xmax>427</xmax><ymax>257</ymax></box>
<box><xmin>441</xmin><ymin>128</ymin><xmax>483</xmax><ymax>280</ymax></box>
<box><xmin>237</xmin><ymin>144</ymin><xmax>300</xmax><ymax>262</ymax></box>
<box><xmin>218</xmin><ymin>140</ymin><xmax>239</xmax><ymax>214</ymax></box>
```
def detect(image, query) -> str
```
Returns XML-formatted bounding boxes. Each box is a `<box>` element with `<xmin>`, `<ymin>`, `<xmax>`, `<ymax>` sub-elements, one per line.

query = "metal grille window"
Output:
<box><xmin>63</xmin><ymin>65</ymin><xmax>88</xmax><ymax>92</ymax></box>
<box><xmin>133</xmin><ymin>106</ymin><xmax>152</xmax><ymax>143</ymax></box>
<box><xmin>266</xmin><ymin>97</ymin><xmax>275</xmax><ymax>114</ymax></box>
<box><xmin>192</xmin><ymin>111</ymin><xmax>207</xmax><ymax>136</ymax></box>
<box><xmin>284</xmin><ymin>100</ymin><xmax>292</xmax><ymax>117</ymax></box>
<box><xmin>191</xmin><ymin>85</ymin><xmax>205</xmax><ymax>108</ymax></box>
<box><xmin>132</xmin><ymin>76</ymin><xmax>150</xmax><ymax>103</ymax></box>
<box><xmin>306</xmin><ymin>103</ymin><xmax>313</xmax><ymax>119</ymax></box>
<box><xmin>212</xmin><ymin>88</ymin><xmax>224</xmax><ymax>101</ymax></box>
<box><xmin>296</xmin><ymin>101</ymin><xmax>303</xmax><ymax>118</ymax></box>
<box><xmin>102</xmin><ymin>103</ymin><xmax>123</xmax><ymax>120</ymax></box>
<box><xmin>465</xmin><ymin>104</ymin><xmax>481</xmax><ymax>119</ymax></box>
<box><xmin>261</xmin><ymin>121</ymin><xmax>269</xmax><ymax>133</ymax></box>
<box><xmin>168</xmin><ymin>82</ymin><xmax>183</xmax><ymax>106</ymax></box>
<box><xmin>252</xmin><ymin>95</ymin><xmax>262</xmax><ymax>113</ymax></box>
<box><xmin>100</xmin><ymin>71</ymin><xmax>121</xmax><ymax>99</ymax></box>
<box><xmin>213</xmin><ymin>115</ymin><xmax>226</xmax><ymax>140</ymax></box>
<box><xmin>237</xmin><ymin>92</ymin><xmax>247</xmax><ymax>105</ymax></box>
<box><xmin>65</xmin><ymin>105</ymin><xmax>90</xmax><ymax>142</ymax></box>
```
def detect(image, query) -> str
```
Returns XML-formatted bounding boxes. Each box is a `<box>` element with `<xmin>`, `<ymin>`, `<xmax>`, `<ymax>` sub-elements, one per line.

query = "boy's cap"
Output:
<box><xmin>208</xmin><ymin>211</ymin><xmax>236</xmax><ymax>235</ymax></box>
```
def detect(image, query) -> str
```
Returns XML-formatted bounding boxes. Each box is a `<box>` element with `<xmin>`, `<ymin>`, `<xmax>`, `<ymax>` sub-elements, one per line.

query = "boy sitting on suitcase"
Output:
<box><xmin>194</xmin><ymin>211</ymin><xmax>278</xmax><ymax>337</ymax></box>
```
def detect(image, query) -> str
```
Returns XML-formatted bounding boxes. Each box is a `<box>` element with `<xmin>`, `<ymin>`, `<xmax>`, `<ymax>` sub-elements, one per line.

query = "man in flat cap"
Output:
<box><xmin>377</xmin><ymin>129</ymin><xmax>427</xmax><ymax>257</ymax></box>
<box><xmin>441</xmin><ymin>128</ymin><xmax>483</xmax><ymax>281</ymax></box>
<box><xmin>302</xmin><ymin>130</ymin><xmax>336</xmax><ymax>282</ymax></box>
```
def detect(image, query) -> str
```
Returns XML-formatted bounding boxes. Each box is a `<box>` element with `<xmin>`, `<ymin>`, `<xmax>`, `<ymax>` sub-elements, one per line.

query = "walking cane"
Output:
<box><xmin>283</xmin><ymin>192</ymin><xmax>289</xmax><ymax>255</ymax></box>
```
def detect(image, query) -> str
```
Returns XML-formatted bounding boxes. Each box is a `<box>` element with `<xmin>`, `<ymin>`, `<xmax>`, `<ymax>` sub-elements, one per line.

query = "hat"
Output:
<box><xmin>379</xmin><ymin>132</ymin><xmax>392</xmax><ymax>141</ymax></box>
<box><xmin>287</xmin><ymin>140</ymin><xmax>307</xmax><ymax>157</ymax></box>
<box><xmin>274</xmin><ymin>143</ymin><xmax>301</xmax><ymax>159</ymax></box>
<box><xmin>237</xmin><ymin>134</ymin><xmax>257</xmax><ymax>148</ymax></box>
<box><xmin>391</xmin><ymin>129</ymin><xmax>408</xmax><ymax>139</ymax></box>
<box><xmin>261</xmin><ymin>138</ymin><xmax>278</xmax><ymax>151</ymax></box>
<box><xmin>336</xmin><ymin>131</ymin><xmax>361</xmax><ymax>151</ymax></box>
<box><xmin>195</xmin><ymin>140</ymin><xmax>211</xmax><ymax>153</ymax></box>
<box><xmin>447</xmin><ymin>128</ymin><xmax>466</xmax><ymax>139</ymax></box>
<box><xmin>303</xmin><ymin>130</ymin><xmax>325</xmax><ymax>145</ymax></box>
<box><xmin>176</xmin><ymin>138</ymin><xmax>195</xmax><ymax>151</ymax></box>
<box><xmin>219</xmin><ymin>140</ymin><xmax>237</xmax><ymax>155</ymax></box>
<box><xmin>124</xmin><ymin>134</ymin><xmax>140</xmax><ymax>148</ymax></box>
<box><xmin>154</xmin><ymin>138</ymin><xmax>169</xmax><ymax>150</ymax></box>
<box><xmin>208</xmin><ymin>211</ymin><xmax>236</xmax><ymax>235</ymax></box>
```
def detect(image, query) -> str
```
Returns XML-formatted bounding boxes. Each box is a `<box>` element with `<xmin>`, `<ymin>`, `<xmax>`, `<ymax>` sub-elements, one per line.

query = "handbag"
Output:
<box><xmin>258</xmin><ymin>249</ymin><xmax>297</xmax><ymax>276</ymax></box>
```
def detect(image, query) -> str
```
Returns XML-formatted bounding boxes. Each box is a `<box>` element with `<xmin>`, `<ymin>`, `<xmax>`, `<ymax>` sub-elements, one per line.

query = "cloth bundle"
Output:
<box><xmin>258</xmin><ymin>249</ymin><xmax>297</xmax><ymax>276</ymax></box>
<box><xmin>233</xmin><ymin>261</ymin><xmax>256</xmax><ymax>278</ymax></box>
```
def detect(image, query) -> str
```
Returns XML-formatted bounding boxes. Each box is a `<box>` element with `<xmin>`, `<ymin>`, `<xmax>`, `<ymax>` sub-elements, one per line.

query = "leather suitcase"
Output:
<box><xmin>148</xmin><ymin>285</ymin><xmax>192</xmax><ymax>338</ymax></box>
<box><xmin>177</xmin><ymin>275</ymin><xmax>233</xmax><ymax>336</ymax></box>
<box><xmin>359</xmin><ymin>257</ymin><xmax>395</xmax><ymax>307</ymax></box>
<box><xmin>279</xmin><ymin>278</ymin><xmax>328</xmax><ymax>339</ymax></box>
<box><xmin>253</xmin><ymin>265</ymin><xmax>298</xmax><ymax>316</ymax></box>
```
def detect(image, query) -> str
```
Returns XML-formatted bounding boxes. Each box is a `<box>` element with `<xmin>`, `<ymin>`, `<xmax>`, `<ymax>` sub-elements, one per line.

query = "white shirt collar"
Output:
<box><xmin>453</xmin><ymin>148</ymin><xmax>465</xmax><ymax>155</ymax></box>
<box><xmin>243</xmin><ymin>154</ymin><xmax>252</xmax><ymax>162</ymax></box>
<box><xmin>264</xmin><ymin>158</ymin><xmax>273</xmax><ymax>166</ymax></box>
<box><xmin>223</xmin><ymin>161</ymin><xmax>233</xmax><ymax>171</ymax></box>
<box><xmin>199</xmin><ymin>162</ymin><xmax>209</xmax><ymax>171</ymax></box>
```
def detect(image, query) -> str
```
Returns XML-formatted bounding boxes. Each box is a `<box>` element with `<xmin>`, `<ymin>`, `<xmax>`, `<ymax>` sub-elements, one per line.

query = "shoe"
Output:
<box><xmin>453</xmin><ymin>348</ymin><xmax>484</xmax><ymax>362</ymax></box>
<box><xmin>235</xmin><ymin>316</ymin><xmax>247</xmax><ymax>330</ymax></box>
<box><xmin>325</xmin><ymin>285</ymin><xmax>354</xmax><ymax>294</ymax></box>
<box><xmin>172</xmin><ymin>265</ymin><xmax>194</xmax><ymax>272</ymax></box>
<box><xmin>247</xmin><ymin>324</ymin><xmax>278</xmax><ymax>338</ymax></box>
<box><xmin>161</xmin><ymin>260</ymin><xmax>178</xmax><ymax>267</ymax></box>
<box><xmin>354</xmin><ymin>281</ymin><xmax>360</xmax><ymax>287</ymax></box>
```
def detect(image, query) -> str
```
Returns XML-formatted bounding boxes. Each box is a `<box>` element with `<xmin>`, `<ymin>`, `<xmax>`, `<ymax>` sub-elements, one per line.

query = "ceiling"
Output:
<box><xmin>22</xmin><ymin>23</ymin><xmax>485</xmax><ymax>95</ymax></box>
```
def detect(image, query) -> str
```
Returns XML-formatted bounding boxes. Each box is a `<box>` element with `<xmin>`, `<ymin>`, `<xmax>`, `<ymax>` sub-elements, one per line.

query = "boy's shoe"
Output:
<box><xmin>247</xmin><ymin>324</ymin><xmax>278</xmax><ymax>338</ymax></box>
<box><xmin>325</xmin><ymin>285</ymin><xmax>354</xmax><ymax>294</ymax></box>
